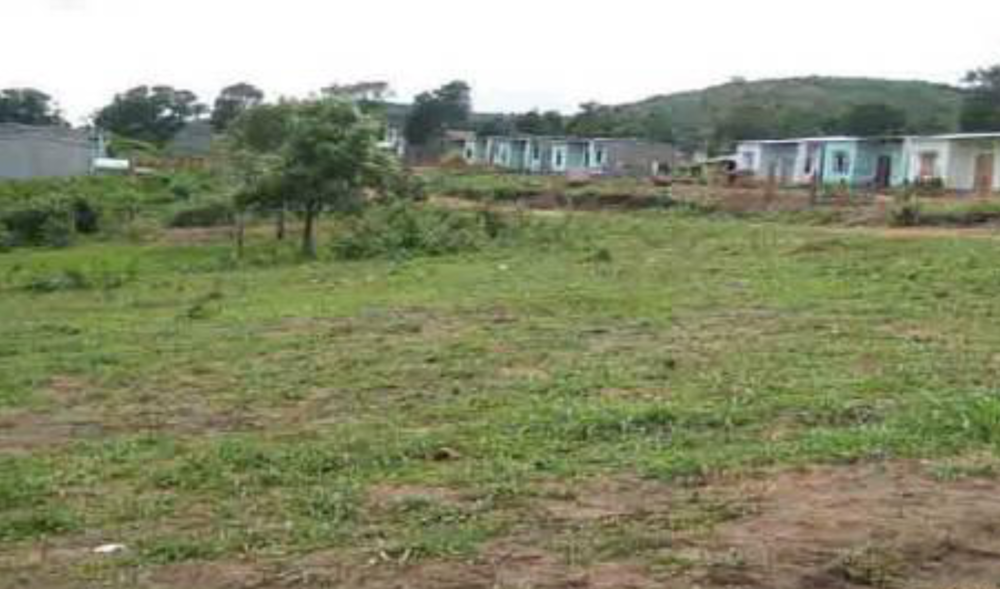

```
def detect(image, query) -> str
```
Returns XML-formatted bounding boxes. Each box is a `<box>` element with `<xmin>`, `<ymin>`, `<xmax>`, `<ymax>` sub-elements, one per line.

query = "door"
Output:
<box><xmin>975</xmin><ymin>153</ymin><xmax>995</xmax><ymax>196</ymax></box>
<box><xmin>875</xmin><ymin>156</ymin><xmax>893</xmax><ymax>190</ymax></box>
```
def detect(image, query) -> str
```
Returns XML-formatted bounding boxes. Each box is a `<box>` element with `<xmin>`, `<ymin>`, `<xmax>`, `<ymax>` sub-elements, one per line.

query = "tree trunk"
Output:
<box><xmin>234</xmin><ymin>210</ymin><xmax>245</xmax><ymax>259</ymax></box>
<box><xmin>275</xmin><ymin>203</ymin><xmax>286</xmax><ymax>241</ymax></box>
<box><xmin>302</xmin><ymin>204</ymin><xmax>317</xmax><ymax>259</ymax></box>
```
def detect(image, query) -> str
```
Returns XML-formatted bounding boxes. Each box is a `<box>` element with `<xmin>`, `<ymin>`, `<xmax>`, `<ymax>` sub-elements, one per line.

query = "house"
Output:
<box><xmin>904</xmin><ymin>133</ymin><xmax>1000</xmax><ymax>194</ymax></box>
<box><xmin>0</xmin><ymin>124</ymin><xmax>104</xmax><ymax>179</ymax></box>
<box><xmin>736</xmin><ymin>136</ymin><xmax>905</xmax><ymax>189</ymax></box>
<box><xmin>165</xmin><ymin>120</ymin><xmax>214</xmax><ymax>158</ymax></box>
<box><xmin>478</xmin><ymin>135</ymin><xmax>675</xmax><ymax>177</ymax></box>
<box><xmin>442</xmin><ymin>130</ymin><xmax>478</xmax><ymax>163</ymax></box>
<box><xmin>820</xmin><ymin>137</ymin><xmax>906</xmax><ymax>189</ymax></box>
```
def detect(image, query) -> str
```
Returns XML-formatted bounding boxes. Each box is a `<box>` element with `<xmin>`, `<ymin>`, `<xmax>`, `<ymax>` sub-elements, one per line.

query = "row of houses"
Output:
<box><xmin>440</xmin><ymin>131</ymin><xmax>676</xmax><ymax>177</ymax></box>
<box><xmin>734</xmin><ymin>133</ymin><xmax>1000</xmax><ymax>194</ymax></box>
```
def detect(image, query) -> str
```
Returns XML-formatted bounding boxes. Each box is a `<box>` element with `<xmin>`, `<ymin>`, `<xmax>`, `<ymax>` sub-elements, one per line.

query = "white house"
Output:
<box><xmin>904</xmin><ymin>133</ymin><xmax>1000</xmax><ymax>194</ymax></box>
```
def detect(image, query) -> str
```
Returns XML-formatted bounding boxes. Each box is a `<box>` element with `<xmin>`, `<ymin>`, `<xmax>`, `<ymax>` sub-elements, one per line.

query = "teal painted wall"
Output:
<box><xmin>821</xmin><ymin>141</ymin><xmax>858</xmax><ymax>185</ymax></box>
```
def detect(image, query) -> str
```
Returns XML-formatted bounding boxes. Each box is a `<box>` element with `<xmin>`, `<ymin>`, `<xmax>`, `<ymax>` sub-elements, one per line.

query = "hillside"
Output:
<box><xmin>619</xmin><ymin>76</ymin><xmax>964</xmax><ymax>150</ymax></box>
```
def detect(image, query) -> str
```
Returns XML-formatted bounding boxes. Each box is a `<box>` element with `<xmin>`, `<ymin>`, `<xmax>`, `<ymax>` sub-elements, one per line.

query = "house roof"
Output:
<box><xmin>926</xmin><ymin>132</ymin><xmax>1000</xmax><ymax>141</ymax></box>
<box><xmin>0</xmin><ymin>123</ymin><xmax>93</xmax><ymax>146</ymax></box>
<box><xmin>740</xmin><ymin>136</ymin><xmax>858</xmax><ymax>145</ymax></box>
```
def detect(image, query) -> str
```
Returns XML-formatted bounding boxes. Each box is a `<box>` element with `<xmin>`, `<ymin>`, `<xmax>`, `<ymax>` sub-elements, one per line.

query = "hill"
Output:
<box><xmin>617</xmin><ymin>76</ymin><xmax>964</xmax><ymax>151</ymax></box>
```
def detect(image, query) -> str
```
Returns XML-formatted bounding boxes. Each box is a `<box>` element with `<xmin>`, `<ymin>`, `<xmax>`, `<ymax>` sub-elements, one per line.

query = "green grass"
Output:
<box><xmin>3</xmin><ymin>206</ymin><xmax>1000</xmax><ymax>583</ymax></box>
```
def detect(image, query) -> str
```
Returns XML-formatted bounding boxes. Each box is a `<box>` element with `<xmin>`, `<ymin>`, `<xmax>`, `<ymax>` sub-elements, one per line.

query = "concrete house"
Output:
<box><xmin>904</xmin><ymin>133</ymin><xmax>1000</xmax><ymax>194</ymax></box>
<box><xmin>480</xmin><ymin>135</ymin><xmax>674</xmax><ymax>177</ymax></box>
<box><xmin>737</xmin><ymin>136</ymin><xmax>905</xmax><ymax>189</ymax></box>
<box><xmin>0</xmin><ymin>124</ymin><xmax>103</xmax><ymax>179</ymax></box>
<box><xmin>820</xmin><ymin>137</ymin><xmax>906</xmax><ymax>189</ymax></box>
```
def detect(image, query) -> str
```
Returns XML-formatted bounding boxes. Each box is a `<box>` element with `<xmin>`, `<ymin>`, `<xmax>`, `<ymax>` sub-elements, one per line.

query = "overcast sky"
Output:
<box><xmin>6</xmin><ymin>0</ymin><xmax>1000</xmax><ymax>123</ymax></box>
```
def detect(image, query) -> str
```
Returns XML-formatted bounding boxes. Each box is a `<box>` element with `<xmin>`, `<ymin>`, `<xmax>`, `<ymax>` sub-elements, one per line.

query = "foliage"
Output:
<box><xmin>838</xmin><ymin>103</ymin><xmax>908</xmax><ymax>136</ymax></box>
<box><xmin>404</xmin><ymin>81</ymin><xmax>472</xmax><ymax>146</ymax></box>
<box><xmin>622</xmin><ymin>76</ymin><xmax>961</xmax><ymax>152</ymax></box>
<box><xmin>211</xmin><ymin>83</ymin><xmax>265</xmax><ymax>132</ymax></box>
<box><xmin>960</xmin><ymin>65</ymin><xmax>1000</xmax><ymax>132</ymax></box>
<box><xmin>513</xmin><ymin>110</ymin><xmax>567</xmax><ymax>136</ymax></box>
<box><xmin>331</xmin><ymin>203</ymin><xmax>490</xmax><ymax>260</ymax></box>
<box><xmin>95</xmin><ymin>85</ymin><xmax>207</xmax><ymax>145</ymax></box>
<box><xmin>0</xmin><ymin>88</ymin><xmax>65</xmax><ymax>126</ymax></box>
<box><xmin>269</xmin><ymin>99</ymin><xmax>392</xmax><ymax>257</ymax></box>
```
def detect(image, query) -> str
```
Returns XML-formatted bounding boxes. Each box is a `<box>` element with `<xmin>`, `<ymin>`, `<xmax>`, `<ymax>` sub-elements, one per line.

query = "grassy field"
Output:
<box><xmin>4</xmin><ymin>187</ymin><xmax>1000</xmax><ymax>587</ymax></box>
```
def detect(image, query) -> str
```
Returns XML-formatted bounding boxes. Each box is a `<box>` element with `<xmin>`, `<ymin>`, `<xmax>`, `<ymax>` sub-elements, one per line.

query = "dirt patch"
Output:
<box><xmin>689</xmin><ymin>462</ymin><xmax>1000</xmax><ymax>589</ymax></box>
<box><xmin>367</xmin><ymin>484</ymin><xmax>468</xmax><ymax>510</ymax></box>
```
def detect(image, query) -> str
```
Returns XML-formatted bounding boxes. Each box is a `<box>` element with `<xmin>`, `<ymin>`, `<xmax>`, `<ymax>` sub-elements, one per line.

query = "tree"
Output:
<box><xmin>0</xmin><ymin>88</ymin><xmax>64</xmax><ymax>125</ymax></box>
<box><xmin>404</xmin><ymin>81</ymin><xmax>472</xmax><ymax>146</ymax></box>
<box><xmin>513</xmin><ymin>110</ymin><xmax>566</xmax><ymax>136</ymax></box>
<box><xmin>838</xmin><ymin>103</ymin><xmax>908</xmax><ymax>136</ymax></box>
<box><xmin>95</xmin><ymin>85</ymin><xmax>206</xmax><ymax>144</ymax></box>
<box><xmin>211</xmin><ymin>83</ymin><xmax>265</xmax><ymax>131</ymax></box>
<box><xmin>226</xmin><ymin>103</ymin><xmax>295</xmax><ymax>244</ymax></box>
<box><xmin>274</xmin><ymin>100</ymin><xmax>388</xmax><ymax>258</ymax></box>
<box><xmin>961</xmin><ymin>65</ymin><xmax>1000</xmax><ymax>132</ymax></box>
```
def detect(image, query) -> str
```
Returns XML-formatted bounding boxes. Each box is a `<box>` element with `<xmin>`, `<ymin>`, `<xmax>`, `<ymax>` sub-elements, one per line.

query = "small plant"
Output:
<box><xmin>23</xmin><ymin>270</ymin><xmax>91</xmax><ymax>293</ymax></box>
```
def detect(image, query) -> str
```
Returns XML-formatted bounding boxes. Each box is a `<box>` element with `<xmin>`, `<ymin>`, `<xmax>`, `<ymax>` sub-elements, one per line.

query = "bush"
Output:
<box><xmin>167</xmin><ymin>201</ymin><xmax>234</xmax><ymax>228</ymax></box>
<box><xmin>0</xmin><ymin>201</ymin><xmax>76</xmax><ymax>248</ymax></box>
<box><xmin>332</xmin><ymin>203</ymin><xmax>490</xmax><ymax>260</ymax></box>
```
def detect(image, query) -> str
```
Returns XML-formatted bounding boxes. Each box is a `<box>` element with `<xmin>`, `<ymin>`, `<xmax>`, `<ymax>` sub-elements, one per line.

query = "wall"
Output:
<box><xmin>759</xmin><ymin>144</ymin><xmax>799</xmax><ymax>185</ymax></box>
<box><xmin>903</xmin><ymin>138</ymin><xmax>951</xmax><ymax>185</ymax></box>
<box><xmin>735</xmin><ymin>142</ymin><xmax>763</xmax><ymax>174</ymax></box>
<box><xmin>0</xmin><ymin>129</ymin><xmax>94</xmax><ymax>179</ymax></box>
<box><xmin>599</xmin><ymin>140</ymin><xmax>676</xmax><ymax>176</ymax></box>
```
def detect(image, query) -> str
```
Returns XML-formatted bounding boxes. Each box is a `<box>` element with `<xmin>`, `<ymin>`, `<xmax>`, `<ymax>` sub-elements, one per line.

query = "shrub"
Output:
<box><xmin>167</xmin><ymin>201</ymin><xmax>234</xmax><ymax>228</ymax></box>
<box><xmin>0</xmin><ymin>201</ymin><xmax>76</xmax><ymax>248</ymax></box>
<box><xmin>332</xmin><ymin>203</ymin><xmax>489</xmax><ymax>260</ymax></box>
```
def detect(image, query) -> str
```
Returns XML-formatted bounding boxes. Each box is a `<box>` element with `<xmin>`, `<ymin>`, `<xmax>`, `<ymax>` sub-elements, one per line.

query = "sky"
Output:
<box><xmin>6</xmin><ymin>0</ymin><xmax>1000</xmax><ymax>124</ymax></box>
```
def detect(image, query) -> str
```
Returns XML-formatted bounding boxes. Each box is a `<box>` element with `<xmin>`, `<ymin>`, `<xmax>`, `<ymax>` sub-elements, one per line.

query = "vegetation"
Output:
<box><xmin>404</xmin><ymin>80</ymin><xmax>472</xmax><ymax>146</ymax></box>
<box><xmin>0</xmin><ymin>88</ymin><xmax>65</xmax><ymax>126</ymax></box>
<box><xmin>210</xmin><ymin>83</ymin><xmax>265</xmax><ymax>132</ymax></box>
<box><xmin>95</xmin><ymin>85</ymin><xmax>207</xmax><ymax>145</ymax></box>
<box><xmin>5</xmin><ymin>178</ymin><xmax>1000</xmax><ymax>586</ymax></box>
<box><xmin>621</xmin><ymin>76</ymin><xmax>962</xmax><ymax>151</ymax></box>
<box><xmin>960</xmin><ymin>64</ymin><xmax>1000</xmax><ymax>132</ymax></box>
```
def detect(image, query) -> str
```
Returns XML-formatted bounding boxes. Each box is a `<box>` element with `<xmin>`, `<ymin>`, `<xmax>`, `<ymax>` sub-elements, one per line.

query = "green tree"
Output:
<box><xmin>0</xmin><ymin>88</ymin><xmax>64</xmax><ymax>125</ymax></box>
<box><xmin>273</xmin><ymin>100</ymin><xmax>388</xmax><ymax>258</ymax></box>
<box><xmin>513</xmin><ymin>110</ymin><xmax>566</xmax><ymax>135</ymax></box>
<box><xmin>961</xmin><ymin>65</ymin><xmax>1000</xmax><ymax>131</ymax></box>
<box><xmin>95</xmin><ymin>85</ymin><xmax>206</xmax><ymax>144</ymax></box>
<box><xmin>225</xmin><ymin>103</ymin><xmax>295</xmax><ymax>246</ymax></box>
<box><xmin>404</xmin><ymin>81</ymin><xmax>472</xmax><ymax>146</ymax></box>
<box><xmin>211</xmin><ymin>83</ymin><xmax>265</xmax><ymax>132</ymax></box>
<box><xmin>838</xmin><ymin>103</ymin><xmax>908</xmax><ymax>136</ymax></box>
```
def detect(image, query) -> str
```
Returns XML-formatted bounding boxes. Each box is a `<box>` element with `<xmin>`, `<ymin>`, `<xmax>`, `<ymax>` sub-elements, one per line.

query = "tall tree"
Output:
<box><xmin>95</xmin><ymin>85</ymin><xmax>206</xmax><ymax>144</ymax></box>
<box><xmin>274</xmin><ymin>99</ymin><xmax>388</xmax><ymax>258</ymax></box>
<box><xmin>211</xmin><ymin>83</ymin><xmax>265</xmax><ymax>131</ymax></box>
<box><xmin>404</xmin><ymin>80</ymin><xmax>472</xmax><ymax>146</ymax></box>
<box><xmin>513</xmin><ymin>110</ymin><xmax>566</xmax><ymax>136</ymax></box>
<box><xmin>961</xmin><ymin>65</ymin><xmax>1000</xmax><ymax>132</ymax></box>
<box><xmin>837</xmin><ymin>103</ymin><xmax>908</xmax><ymax>136</ymax></box>
<box><xmin>0</xmin><ymin>88</ymin><xmax>64</xmax><ymax>126</ymax></box>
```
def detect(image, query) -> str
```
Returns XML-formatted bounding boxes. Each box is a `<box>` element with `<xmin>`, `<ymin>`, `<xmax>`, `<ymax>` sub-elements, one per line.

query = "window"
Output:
<box><xmin>833</xmin><ymin>151</ymin><xmax>850</xmax><ymax>174</ymax></box>
<box><xmin>596</xmin><ymin>149</ymin><xmax>606</xmax><ymax>166</ymax></box>
<box><xmin>555</xmin><ymin>150</ymin><xmax>564</xmax><ymax>168</ymax></box>
<box><xmin>919</xmin><ymin>152</ymin><xmax>938</xmax><ymax>179</ymax></box>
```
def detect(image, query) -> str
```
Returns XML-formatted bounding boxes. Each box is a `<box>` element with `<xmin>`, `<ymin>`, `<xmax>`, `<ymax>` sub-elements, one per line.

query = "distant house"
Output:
<box><xmin>478</xmin><ymin>135</ymin><xmax>675</xmax><ymax>177</ymax></box>
<box><xmin>904</xmin><ymin>133</ymin><xmax>1000</xmax><ymax>194</ymax></box>
<box><xmin>0</xmin><ymin>124</ymin><xmax>104</xmax><ymax>180</ymax></box>
<box><xmin>165</xmin><ymin>120</ymin><xmax>214</xmax><ymax>159</ymax></box>
<box><xmin>736</xmin><ymin>136</ymin><xmax>906</xmax><ymax>189</ymax></box>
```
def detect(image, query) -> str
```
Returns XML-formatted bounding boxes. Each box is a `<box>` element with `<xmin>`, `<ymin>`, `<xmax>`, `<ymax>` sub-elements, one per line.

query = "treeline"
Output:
<box><xmin>2</xmin><ymin>63</ymin><xmax>1000</xmax><ymax>153</ymax></box>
